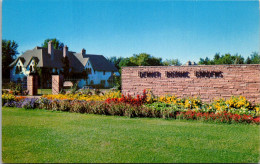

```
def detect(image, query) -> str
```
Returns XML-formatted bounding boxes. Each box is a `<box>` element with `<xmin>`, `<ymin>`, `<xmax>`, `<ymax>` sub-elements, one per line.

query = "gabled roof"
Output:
<box><xmin>26</xmin><ymin>56</ymin><xmax>40</xmax><ymax>67</ymax></box>
<box><xmin>67</xmin><ymin>52</ymin><xmax>86</xmax><ymax>72</ymax></box>
<box><xmin>10</xmin><ymin>48</ymin><xmax>43</xmax><ymax>67</ymax></box>
<box><xmin>19</xmin><ymin>57</ymin><xmax>26</xmax><ymax>64</ymax></box>
<box><xmin>9</xmin><ymin>46</ymin><xmax>118</xmax><ymax>73</ymax></box>
<box><xmin>74</xmin><ymin>53</ymin><xmax>118</xmax><ymax>72</ymax></box>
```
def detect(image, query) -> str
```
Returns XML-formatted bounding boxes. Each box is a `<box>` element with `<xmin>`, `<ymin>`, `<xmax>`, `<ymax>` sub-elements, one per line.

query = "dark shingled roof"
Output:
<box><xmin>74</xmin><ymin>53</ymin><xmax>118</xmax><ymax>72</ymax></box>
<box><xmin>10</xmin><ymin>48</ymin><xmax>43</xmax><ymax>67</ymax></box>
<box><xmin>9</xmin><ymin>46</ymin><xmax>118</xmax><ymax>73</ymax></box>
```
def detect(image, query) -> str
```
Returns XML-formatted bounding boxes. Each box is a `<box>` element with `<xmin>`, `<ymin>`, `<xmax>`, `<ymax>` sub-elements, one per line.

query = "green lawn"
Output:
<box><xmin>2</xmin><ymin>107</ymin><xmax>260</xmax><ymax>163</ymax></box>
<box><xmin>37</xmin><ymin>89</ymin><xmax>52</xmax><ymax>95</ymax></box>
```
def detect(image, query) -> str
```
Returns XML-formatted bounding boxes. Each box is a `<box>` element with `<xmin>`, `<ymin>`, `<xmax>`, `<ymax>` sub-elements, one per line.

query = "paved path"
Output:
<box><xmin>24</xmin><ymin>95</ymin><xmax>42</xmax><ymax>99</ymax></box>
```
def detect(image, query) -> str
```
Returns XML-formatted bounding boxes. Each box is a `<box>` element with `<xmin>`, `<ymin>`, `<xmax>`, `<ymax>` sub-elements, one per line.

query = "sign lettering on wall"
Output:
<box><xmin>195</xmin><ymin>71</ymin><xmax>223</xmax><ymax>78</ymax></box>
<box><xmin>166</xmin><ymin>71</ymin><xmax>190</xmax><ymax>78</ymax></box>
<box><xmin>139</xmin><ymin>71</ymin><xmax>161</xmax><ymax>78</ymax></box>
<box><xmin>139</xmin><ymin>71</ymin><xmax>223</xmax><ymax>78</ymax></box>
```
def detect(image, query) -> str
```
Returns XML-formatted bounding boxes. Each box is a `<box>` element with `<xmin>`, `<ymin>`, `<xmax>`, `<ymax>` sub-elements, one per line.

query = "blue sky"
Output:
<box><xmin>3</xmin><ymin>0</ymin><xmax>259</xmax><ymax>63</ymax></box>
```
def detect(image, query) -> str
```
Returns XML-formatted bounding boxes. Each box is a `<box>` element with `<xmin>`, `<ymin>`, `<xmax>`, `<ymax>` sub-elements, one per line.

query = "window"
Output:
<box><xmin>94</xmin><ymin>70</ymin><xmax>96</xmax><ymax>74</ymax></box>
<box><xmin>30</xmin><ymin>66</ymin><xmax>32</xmax><ymax>72</ymax></box>
<box><xmin>103</xmin><ymin>71</ymin><xmax>105</xmax><ymax>75</ymax></box>
<box><xmin>15</xmin><ymin>66</ymin><xmax>19</xmax><ymax>74</ymax></box>
<box><xmin>15</xmin><ymin>66</ymin><xmax>23</xmax><ymax>74</ymax></box>
<box><xmin>90</xmin><ymin>80</ymin><xmax>94</xmax><ymax>85</ymax></box>
<box><xmin>107</xmin><ymin>79</ymin><xmax>114</xmax><ymax>87</ymax></box>
<box><xmin>101</xmin><ymin>80</ymin><xmax>106</xmax><ymax>86</ymax></box>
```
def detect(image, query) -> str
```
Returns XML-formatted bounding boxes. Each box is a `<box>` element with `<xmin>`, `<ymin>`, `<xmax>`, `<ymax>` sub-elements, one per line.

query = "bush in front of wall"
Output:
<box><xmin>2</xmin><ymin>93</ymin><xmax>260</xmax><ymax>124</ymax></box>
<box><xmin>20</xmin><ymin>98</ymin><xmax>38</xmax><ymax>109</ymax></box>
<box><xmin>59</xmin><ymin>99</ymin><xmax>71</xmax><ymax>111</ymax></box>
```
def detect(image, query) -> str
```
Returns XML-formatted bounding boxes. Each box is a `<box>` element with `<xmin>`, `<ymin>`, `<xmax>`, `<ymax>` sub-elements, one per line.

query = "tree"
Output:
<box><xmin>245</xmin><ymin>57</ymin><xmax>252</xmax><ymax>64</ymax></box>
<box><xmin>2</xmin><ymin>40</ymin><xmax>19</xmax><ymax>79</ymax></box>
<box><xmin>198</xmin><ymin>53</ymin><xmax>245</xmax><ymax>65</ymax></box>
<box><xmin>214</xmin><ymin>53</ymin><xmax>220</xmax><ymax>60</ymax></box>
<box><xmin>198</xmin><ymin>57</ymin><xmax>213</xmax><ymax>65</ymax></box>
<box><xmin>118</xmin><ymin>58</ymin><xmax>137</xmax><ymax>73</ymax></box>
<box><xmin>41</xmin><ymin>38</ymin><xmax>64</xmax><ymax>50</ymax></box>
<box><xmin>111</xmin><ymin>73</ymin><xmax>122</xmax><ymax>90</ymax></box>
<box><xmin>107</xmin><ymin>56</ymin><xmax>124</xmax><ymax>70</ymax></box>
<box><xmin>213</xmin><ymin>53</ymin><xmax>221</xmax><ymax>64</ymax></box>
<box><xmin>61</xmin><ymin>56</ymin><xmax>70</xmax><ymax>79</ymax></box>
<box><xmin>163</xmin><ymin>59</ymin><xmax>181</xmax><ymax>66</ymax></box>
<box><xmin>233</xmin><ymin>54</ymin><xmax>244</xmax><ymax>64</ymax></box>
<box><xmin>249</xmin><ymin>52</ymin><xmax>260</xmax><ymax>64</ymax></box>
<box><xmin>129</xmin><ymin>53</ymin><xmax>162</xmax><ymax>66</ymax></box>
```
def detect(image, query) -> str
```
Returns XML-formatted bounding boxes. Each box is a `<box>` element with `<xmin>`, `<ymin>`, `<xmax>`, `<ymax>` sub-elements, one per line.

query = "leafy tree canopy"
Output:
<box><xmin>246</xmin><ymin>52</ymin><xmax>260</xmax><ymax>64</ymax></box>
<box><xmin>61</xmin><ymin>56</ymin><xmax>70</xmax><ymax>79</ymax></box>
<box><xmin>41</xmin><ymin>38</ymin><xmax>64</xmax><ymax>50</ymax></box>
<box><xmin>119</xmin><ymin>58</ymin><xmax>137</xmax><ymax>69</ymax></box>
<box><xmin>129</xmin><ymin>53</ymin><xmax>163</xmax><ymax>66</ymax></box>
<box><xmin>118</xmin><ymin>53</ymin><xmax>163</xmax><ymax>70</ymax></box>
<box><xmin>107</xmin><ymin>56</ymin><xmax>124</xmax><ymax>70</ymax></box>
<box><xmin>2</xmin><ymin>39</ymin><xmax>19</xmax><ymax>79</ymax></box>
<box><xmin>198</xmin><ymin>53</ymin><xmax>247</xmax><ymax>65</ymax></box>
<box><xmin>163</xmin><ymin>59</ymin><xmax>182</xmax><ymax>66</ymax></box>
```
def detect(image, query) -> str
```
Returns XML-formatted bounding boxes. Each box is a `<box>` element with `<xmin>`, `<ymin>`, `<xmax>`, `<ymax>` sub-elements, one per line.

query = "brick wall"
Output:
<box><xmin>122</xmin><ymin>65</ymin><xmax>260</xmax><ymax>103</ymax></box>
<box><xmin>27</xmin><ymin>75</ymin><xmax>38</xmax><ymax>95</ymax></box>
<box><xmin>52</xmin><ymin>75</ymin><xmax>63</xmax><ymax>95</ymax></box>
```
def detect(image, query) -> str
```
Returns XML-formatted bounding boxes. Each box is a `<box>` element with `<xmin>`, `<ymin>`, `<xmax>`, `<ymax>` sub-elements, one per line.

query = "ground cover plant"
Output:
<box><xmin>2</xmin><ymin>107</ymin><xmax>260</xmax><ymax>163</ymax></box>
<box><xmin>2</xmin><ymin>90</ymin><xmax>260</xmax><ymax>124</ymax></box>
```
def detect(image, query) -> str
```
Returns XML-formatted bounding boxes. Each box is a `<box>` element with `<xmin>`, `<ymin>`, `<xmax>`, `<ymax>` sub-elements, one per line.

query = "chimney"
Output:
<box><xmin>63</xmin><ymin>45</ymin><xmax>68</xmax><ymax>58</ymax></box>
<box><xmin>48</xmin><ymin>41</ymin><xmax>54</xmax><ymax>60</ymax></box>
<box><xmin>82</xmin><ymin>48</ymin><xmax>86</xmax><ymax>55</ymax></box>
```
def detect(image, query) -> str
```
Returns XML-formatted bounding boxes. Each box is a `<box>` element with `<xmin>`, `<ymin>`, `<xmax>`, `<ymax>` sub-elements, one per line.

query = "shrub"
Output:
<box><xmin>2</xmin><ymin>93</ymin><xmax>16</xmax><ymax>105</ymax></box>
<box><xmin>59</xmin><ymin>100</ymin><xmax>71</xmax><ymax>111</ymax></box>
<box><xmin>4</xmin><ymin>100</ymin><xmax>16</xmax><ymax>107</ymax></box>
<box><xmin>21</xmin><ymin>98</ymin><xmax>38</xmax><ymax>109</ymax></box>
<box><xmin>70</xmin><ymin>100</ymin><xmax>84</xmax><ymax>113</ymax></box>
<box><xmin>50</xmin><ymin>99</ymin><xmax>61</xmax><ymax>111</ymax></box>
<box><xmin>4</xmin><ymin>90</ymin><xmax>260</xmax><ymax>124</ymax></box>
<box><xmin>37</xmin><ymin>97</ymin><xmax>51</xmax><ymax>109</ymax></box>
<box><xmin>106</xmin><ymin>102</ymin><xmax>124</xmax><ymax>116</ymax></box>
<box><xmin>176</xmin><ymin>110</ymin><xmax>259</xmax><ymax>124</ymax></box>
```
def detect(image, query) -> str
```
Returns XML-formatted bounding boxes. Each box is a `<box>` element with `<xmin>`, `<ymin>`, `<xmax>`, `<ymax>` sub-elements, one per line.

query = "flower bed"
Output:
<box><xmin>42</xmin><ymin>90</ymin><xmax>121</xmax><ymax>101</ymax></box>
<box><xmin>2</xmin><ymin>93</ymin><xmax>26</xmax><ymax>106</ymax></box>
<box><xmin>2</xmin><ymin>90</ymin><xmax>260</xmax><ymax>124</ymax></box>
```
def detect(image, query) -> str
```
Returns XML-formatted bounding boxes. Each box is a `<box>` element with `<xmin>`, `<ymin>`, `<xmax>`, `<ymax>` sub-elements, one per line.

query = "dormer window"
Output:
<box><xmin>15</xmin><ymin>66</ymin><xmax>22</xmax><ymax>74</ymax></box>
<box><xmin>15</xmin><ymin>66</ymin><xmax>19</xmax><ymax>74</ymax></box>
<box><xmin>103</xmin><ymin>71</ymin><xmax>105</xmax><ymax>75</ymax></box>
<box><xmin>86</xmin><ymin>68</ymin><xmax>92</xmax><ymax>74</ymax></box>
